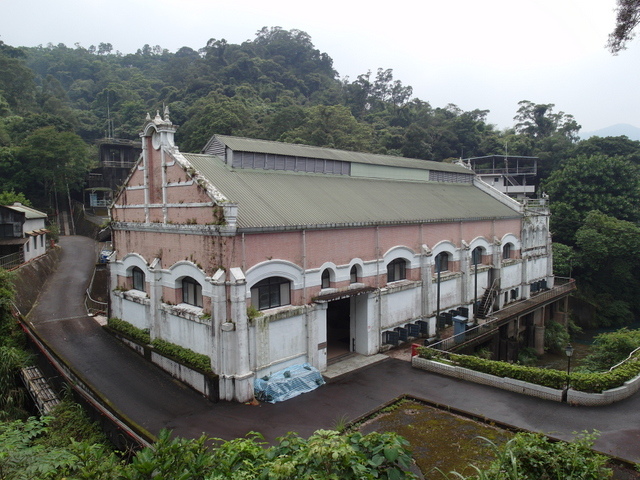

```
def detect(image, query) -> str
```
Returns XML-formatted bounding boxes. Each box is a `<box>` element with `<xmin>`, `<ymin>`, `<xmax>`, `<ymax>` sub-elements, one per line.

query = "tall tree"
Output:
<box><xmin>514</xmin><ymin>100</ymin><xmax>580</xmax><ymax>141</ymax></box>
<box><xmin>14</xmin><ymin>127</ymin><xmax>94</xmax><ymax>208</ymax></box>
<box><xmin>608</xmin><ymin>0</ymin><xmax>640</xmax><ymax>53</ymax></box>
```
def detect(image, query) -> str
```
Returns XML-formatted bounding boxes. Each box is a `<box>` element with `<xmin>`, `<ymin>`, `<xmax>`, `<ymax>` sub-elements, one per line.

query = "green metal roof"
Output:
<box><xmin>182</xmin><ymin>153</ymin><xmax>520</xmax><ymax>230</ymax></box>
<box><xmin>211</xmin><ymin>135</ymin><xmax>470</xmax><ymax>174</ymax></box>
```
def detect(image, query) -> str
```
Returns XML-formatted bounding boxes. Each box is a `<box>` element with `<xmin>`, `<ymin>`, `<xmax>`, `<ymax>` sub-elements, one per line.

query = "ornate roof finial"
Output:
<box><xmin>163</xmin><ymin>105</ymin><xmax>171</xmax><ymax>122</ymax></box>
<box><xmin>154</xmin><ymin>110</ymin><xmax>161</xmax><ymax>122</ymax></box>
<box><xmin>146</xmin><ymin>112</ymin><xmax>151</xmax><ymax>121</ymax></box>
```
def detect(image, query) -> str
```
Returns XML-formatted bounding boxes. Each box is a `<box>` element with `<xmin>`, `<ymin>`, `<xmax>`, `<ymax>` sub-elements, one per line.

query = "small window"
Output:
<box><xmin>387</xmin><ymin>258</ymin><xmax>407</xmax><ymax>283</ymax></box>
<box><xmin>33</xmin><ymin>236</ymin><xmax>37</xmax><ymax>250</ymax></box>
<box><xmin>471</xmin><ymin>247</ymin><xmax>484</xmax><ymax>266</ymax></box>
<box><xmin>503</xmin><ymin>243</ymin><xmax>512</xmax><ymax>259</ymax></box>
<box><xmin>132</xmin><ymin>267</ymin><xmax>145</xmax><ymax>292</ymax></box>
<box><xmin>182</xmin><ymin>277</ymin><xmax>203</xmax><ymax>307</ymax></box>
<box><xmin>251</xmin><ymin>276</ymin><xmax>291</xmax><ymax>310</ymax></box>
<box><xmin>350</xmin><ymin>265</ymin><xmax>358</xmax><ymax>284</ymax></box>
<box><xmin>435</xmin><ymin>252</ymin><xmax>449</xmax><ymax>273</ymax></box>
<box><xmin>25</xmin><ymin>241</ymin><xmax>29</xmax><ymax>252</ymax></box>
<box><xmin>321</xmin><ymin>269</ymin><xmax>331</xmax><ymax>289</ymax></box>
<box><xmin>41</xmin><ymin>235</ymin><xmax>44</xmax><ymax>247</ymax></box>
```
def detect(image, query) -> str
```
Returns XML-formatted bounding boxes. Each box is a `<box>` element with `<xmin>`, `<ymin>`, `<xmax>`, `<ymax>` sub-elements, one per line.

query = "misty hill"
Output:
<box><xmin>581</xmin><ymin>124</ymin><xmax>640</xmax><ymax>141</ymax></box>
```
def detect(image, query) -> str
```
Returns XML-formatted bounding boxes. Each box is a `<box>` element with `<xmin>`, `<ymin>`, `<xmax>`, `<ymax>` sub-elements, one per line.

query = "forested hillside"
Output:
<box><xmin>1</xmin><ymin>27</ymin><xmax>640</xmax><ymax>327</ymax></box>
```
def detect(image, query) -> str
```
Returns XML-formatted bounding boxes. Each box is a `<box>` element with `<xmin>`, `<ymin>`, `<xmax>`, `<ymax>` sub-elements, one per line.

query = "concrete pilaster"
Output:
<box><xmin>148</xmin><ymin>257</ymin><xmax>162</xmax><ymax>341</ymax></box>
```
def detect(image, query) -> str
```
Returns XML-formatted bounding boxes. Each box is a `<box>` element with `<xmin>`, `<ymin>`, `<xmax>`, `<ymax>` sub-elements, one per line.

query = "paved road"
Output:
<box><xmin>27</xmin><ymin>236</ymin><xmax>640</xmax><ymax>462</ymax></box>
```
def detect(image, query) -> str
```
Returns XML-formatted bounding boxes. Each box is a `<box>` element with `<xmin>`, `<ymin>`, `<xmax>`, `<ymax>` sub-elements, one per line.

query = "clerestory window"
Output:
<box><xmin>132</xmin><ymin>266</ymin><xmax>145</xmax><ymax>292</ymax></box>
<box><xmin>251</xmin><ymin>276</ymin><xmax>291</xmax><ymax>310</ymax></box>
<box><xmin>387</xmin><ymin>259</ymin><xmax>407</xmax><ymax>283</ymax></box>
<box><xmin>182</xmin><ymin>277</ymin><xmax>203</xmax><ymax>307</ymax></box>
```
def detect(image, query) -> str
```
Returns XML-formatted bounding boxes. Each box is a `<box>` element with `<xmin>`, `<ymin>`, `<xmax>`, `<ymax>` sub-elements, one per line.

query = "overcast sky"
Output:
<box><xmin>2</xmin><ymin>0</ymin><xmax>638</xmax><ymax>133</ymax></box>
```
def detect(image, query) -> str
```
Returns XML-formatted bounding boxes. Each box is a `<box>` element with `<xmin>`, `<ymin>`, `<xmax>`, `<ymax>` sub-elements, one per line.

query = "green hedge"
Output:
<box><xmin>418</xmin><ymin>347</ymin><xmax>640</xmax><ymax>393</ymax></box>
<box><xmin>107</xmin><ymin>318</ymin><xmax>211</xmax><ymax>373</ymax></box>
<box><xmin>107</xmin><ymin>317</ymin><xmax>150</xmax><ymax>344</ymax></box>
<box><xmin>151</xmin><ymin>338</ymin><xmax>211</xmax><ymax>373</ymax></box>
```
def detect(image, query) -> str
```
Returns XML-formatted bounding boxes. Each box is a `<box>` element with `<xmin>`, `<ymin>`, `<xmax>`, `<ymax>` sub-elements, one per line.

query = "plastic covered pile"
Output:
<box><xmin>254</xmin><ymin>363</ymin><xmax>325</xmax><ymax>403</ymax></box>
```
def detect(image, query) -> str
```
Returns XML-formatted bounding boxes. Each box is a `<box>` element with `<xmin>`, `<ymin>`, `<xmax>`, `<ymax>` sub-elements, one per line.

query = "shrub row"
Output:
<box><xmin>150</xmin><ymin>338</ymin><xmax>212</xmax><ymax>373</ymax></box>
<box><xmin>107</xmin><ymin>317</ymin><xmax>150</xmax><ymax>344</ymax></box>
<box><xmin>417</xmin><ymin>347</ymin><xmax>640</xmax><ymax>393</ymax></box>
<box><xmin>106</xmin><ymin>318</ymin><xmax>211</xmax><ymax>373</ymax></box>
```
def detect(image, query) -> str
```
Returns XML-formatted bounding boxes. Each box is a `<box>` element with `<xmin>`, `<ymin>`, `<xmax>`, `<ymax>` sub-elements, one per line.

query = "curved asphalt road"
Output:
<box><xmin>28</xmin><ymin>236</ymin><xmax>640</xmax><ymax>462</ymax></box>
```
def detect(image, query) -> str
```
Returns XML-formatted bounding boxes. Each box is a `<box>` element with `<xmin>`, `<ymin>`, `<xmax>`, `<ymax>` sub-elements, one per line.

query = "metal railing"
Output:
<box><xmin>85</xmin><ymin>262</ymin><xmax>108</xmax><ymax>316</ymax></box>
<box><xmin>0</xmin><ymin>251</ymin><xmax>24</xmax><ymax>269</ymax></box>
<box><xmin>430</xmin><ymin>278</ymin><xmax>576</xmax><ymax>352</ymax></box>
<box><xmin>475</xmin><ymin>166</ymin><xmax>537</xmax><ymax>175</ymax></box>
<box><xmin>429</xmin><ymin>317</ymin><xmax>499</xmax><ymax>351</ymax></box>
<box><xmin>85</xmin><ymin>289</ymin><xmax>107</xmax><ymax>316</ymax></box>
<box><xmin>101</xmin><ymin>160</ymin><xmax>136</xmax><ymax>169</ymax></box>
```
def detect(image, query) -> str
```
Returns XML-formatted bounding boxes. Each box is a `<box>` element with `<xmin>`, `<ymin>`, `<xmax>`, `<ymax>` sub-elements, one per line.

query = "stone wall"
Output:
<box><xmin>11</xmin><ymin>247</ymin><xmax>61</xmax><ymax>316</ymax></box>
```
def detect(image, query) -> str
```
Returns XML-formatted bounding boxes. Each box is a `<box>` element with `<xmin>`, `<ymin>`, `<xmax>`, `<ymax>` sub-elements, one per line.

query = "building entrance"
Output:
<box><xmin>326</xmin><ymin>298</ymin><xmax>351</xmax><ymax>360</ymax></box>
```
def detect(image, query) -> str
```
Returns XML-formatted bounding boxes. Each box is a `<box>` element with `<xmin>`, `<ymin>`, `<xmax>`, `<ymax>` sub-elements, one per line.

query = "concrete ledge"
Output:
<box><xmin>412</xmin><ymin>356</ymin><xmax>639</xmax><ymax>406</ymax></box>
<box><xmin>107</xmin><ymin>328</ymin><xmax>219</xmax><ymax>401</ymax></box>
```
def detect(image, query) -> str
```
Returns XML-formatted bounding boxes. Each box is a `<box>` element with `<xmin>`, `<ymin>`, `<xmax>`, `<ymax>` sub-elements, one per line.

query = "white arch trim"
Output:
<box><xmin>468</xmin><ymin>236</ymin><xmax>492</xmax><ymax>252</ymax></box>
<box><xmin>501</xmin><ymin>233</ymin><xmax>521</xmax><ymax>250</ymax></box>
<box><xmin>120</xmin><ymin>253</ymin><xmax>149</xmax><ymax>274</ymax></box>
<box><xmin>431</xmin><ymin>240</ymin><xmax>459</xmax><ymax>260</ymax></box>
<box><xmin>383</xmin><ymin>245</ymin><xmax>418</xmax><ymax>268</ymax></box>
<box><xmin>245</xmin><ymin>260</ymin><xmax>304</xmax><ymax>290</ymax></box>
<box><xmin>166</xmin><ymin>261</ymin><xmax>208</xmax><ymax>287</ymax></box>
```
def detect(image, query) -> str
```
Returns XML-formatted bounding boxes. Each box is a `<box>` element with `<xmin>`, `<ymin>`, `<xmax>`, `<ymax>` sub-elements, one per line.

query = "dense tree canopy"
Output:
<box><xmin>1</xmin><ymin>28</ymin><xmax>639</xmax><ymax>329</ymax></box>
<box><xmin>542</xmin><ymin>154</ymin><xmax>640</xmax><ymax>244</ymax></box>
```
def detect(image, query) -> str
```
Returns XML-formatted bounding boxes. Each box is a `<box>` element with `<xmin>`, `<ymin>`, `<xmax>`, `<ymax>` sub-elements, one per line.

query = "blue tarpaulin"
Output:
<box><xmin>254</xmin><ymin>363</ymin><xmax>325</xmax><ymax>403</ymax></box>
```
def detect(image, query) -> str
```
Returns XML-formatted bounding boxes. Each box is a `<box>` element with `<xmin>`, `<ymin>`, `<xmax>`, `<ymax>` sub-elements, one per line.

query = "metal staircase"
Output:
<box><xmin>476</xmin><ymin>279</ymin><xmax>499</xmax><ymax>318</ymax></box>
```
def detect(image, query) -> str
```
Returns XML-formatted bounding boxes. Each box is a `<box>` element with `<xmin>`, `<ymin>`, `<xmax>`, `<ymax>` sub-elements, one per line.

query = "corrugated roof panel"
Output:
<box><xmin>182</xmin><ymin>153</ymin><xmax>520</xmax><ymax>230</ymax></box>
<box><xmin>213</xmin><ymin>135</ymin><xmax>471</xmax><ymax>175</ymax></box>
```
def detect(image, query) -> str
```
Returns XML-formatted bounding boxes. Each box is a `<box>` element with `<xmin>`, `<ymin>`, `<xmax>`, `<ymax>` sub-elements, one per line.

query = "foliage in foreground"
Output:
<box><xmin>579</xmin><ymin>328</ymin><xmax>640</xmax><ymax>373</ymax></box>
<box><xmin>443</xmin><ymin>431</ymin><xmax>611</xmax><ymax>480</ymax></box>
<box><xmin>0</xmin><ymin>417</ymin><xmax>417</xmax><ymax>480</ymax></box>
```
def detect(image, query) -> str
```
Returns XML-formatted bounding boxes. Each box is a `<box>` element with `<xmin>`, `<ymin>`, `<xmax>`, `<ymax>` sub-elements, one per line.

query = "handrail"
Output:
<box><xmin>85</xmin><ymin>289</ymin><xmax>107</xmax><ymax>316</ymax></box>
<box><xmin>0</xmin><ymin>251</ymin><xmax>24</xmax><ymax>269</ymax></box>
<box><xmin>430</xmin><ymin>279</ymin><xmax>576</xmax><ymax>352</ymax></box>
<box><xmin>85</xmin><ymin>262</ymin><xmax>108</xmax><ymax>316</ymax></box>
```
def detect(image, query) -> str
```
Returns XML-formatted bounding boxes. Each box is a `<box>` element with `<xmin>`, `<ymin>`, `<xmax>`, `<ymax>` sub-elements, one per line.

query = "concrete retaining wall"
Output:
<box><xmin>12</xmin><ymin>247</ymin><xmax>61</xmax><ymax>316</ymax></box>
<box><xmin>412</xmin><ymin>355</ymin><xmax>640</xmax><ymax>406</ymax></box>
<box><xmin>107</xmin><ymin>328</ymin><xmax>219</xmax><ymax>401</ymax></box>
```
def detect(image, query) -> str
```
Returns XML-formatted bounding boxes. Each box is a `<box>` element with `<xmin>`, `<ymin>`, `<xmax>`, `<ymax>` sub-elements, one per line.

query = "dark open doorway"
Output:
<box><xmin>327</xmin><ymin>298</ymin><xmax>351</xmax><ymax>360</ymax></box>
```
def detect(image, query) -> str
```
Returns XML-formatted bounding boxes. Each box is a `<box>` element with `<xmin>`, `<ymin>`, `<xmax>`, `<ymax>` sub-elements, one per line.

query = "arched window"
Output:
<box><xmin>132</xmin><ymin>266</ymin><xmax>145</xmax><ymax>291</ymax></box>
<box><xmin>387</xmin><ymin>258</ymin><xmax>407</xmax><ymax>283</ymax></box>
<box><xmin>471</xmin><ymin>247</ymin><xmax>484</xmax><ymax>266</ymax></box>
<box><xmin>251</xmin><ymin>276</ymin><xmax>291</xmax><ymax>310</ymax></box>
<box><xmin>321</xmin><ymin>269</ymin><xmax>331</xmax><ymax>289</ymax></box>
<box><xmin>435</xmin><ymin>252</ymin><xmax>449</xmax><ymax>273</ymax></box>
<box><xmin>350</xmin><ymin>265</ymin><xmax>359</xmax><ymax>284</ymax></box>
<box><xmin>502</xmin><ymin>243</ymin><xmax>512</xmax><ymax>260</ymax></box>
<box><xmin>182</xmin><ymin>277</ymin><xmax>203</xmax><ymax>307</ymax></box>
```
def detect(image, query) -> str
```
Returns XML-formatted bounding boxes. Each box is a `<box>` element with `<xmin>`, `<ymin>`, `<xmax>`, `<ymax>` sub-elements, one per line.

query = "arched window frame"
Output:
<box><xmin>131</xmin><ymin>266</ymin><xmax>145</xmax><ymax>292</ymax></box>
<box><xmin>182</xmin><ymin>277</ymin><xmax>203</xmax><ymax>307</ymax></box>
<box><xmin>251</xmin><ymin>276</ymin><xmax>291</xmax><ymax>311</ymax></box>
<box><xmin>350</xmin><ymin>265</ymin><xmax>359</xmax><ymax>284</ymax></box>
<box><xmin>387</xmin><ymin>258</ymin><xmax>407</xmax><ymax>283</ymax></box>
<box><xmin>471</xmin><ymin>247</ymin><xmax>484</xmax><ymax>266</ymax></box>
<box><xmin>503</xmin><ymin>243</ymin><xmax>513</xmax><ymax>260</ymax></box>
<box><xmin>435</xmin><ymin>252</ymin><xmax>450</xmax><ymax>273</ymax></box>
<box><xmin>321</xmin><ymin>269</ymin><xmax>331</xmax><ymax>289</ymax></box>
